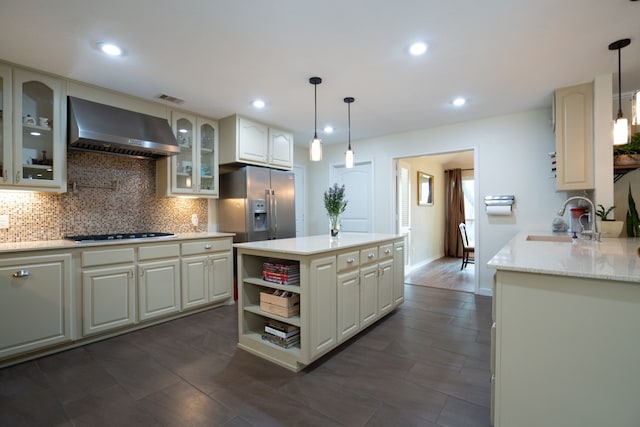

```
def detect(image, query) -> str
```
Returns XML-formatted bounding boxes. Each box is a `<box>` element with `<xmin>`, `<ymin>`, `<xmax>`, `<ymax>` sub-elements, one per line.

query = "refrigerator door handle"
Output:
<box><xmin>266</xmin><ymin>188</ymin><xmax>276</xmax><ymax>239</ymax></box>
<box><xmin>272</xmin><ymin>189</ymin><xmax>278</xmax><ymax>238</ymax></box>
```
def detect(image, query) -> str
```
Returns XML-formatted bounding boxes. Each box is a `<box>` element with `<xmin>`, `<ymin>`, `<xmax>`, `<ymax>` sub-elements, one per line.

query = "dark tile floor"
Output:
<box><xmin>0</xmin><ymin>285</ymin><xmax>492</xmax><ymax>426</ymax></box>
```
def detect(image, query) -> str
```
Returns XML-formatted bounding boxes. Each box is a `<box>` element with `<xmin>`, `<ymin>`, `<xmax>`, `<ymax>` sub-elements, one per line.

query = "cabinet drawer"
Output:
<box><xmin>138</xmin><ymin>243</ymin><xmax>180</xmax><ymax>261</ymax></box>
<box><xmin>337</xmin><ymin>251</ymin><xmax>359</xmax><ymax>272</ymax></box>
<box><xmin>181</xmin><ymin>239</ymin><xmax>231</xmax><ymax>256</ymax></box>
<box><xmin>360</xmin><ymin>246</ymin><xmax>378</xmax><ymax>264</ymax></box>
<box><xmin>378</xmin><ymin>243</ymin><xmax>393</xmax><ymax>259</ymax></box>
<box><xmin>82</xmin><ymin>248</ymin><xmax>135</xmax><ymax>267</ymax></box>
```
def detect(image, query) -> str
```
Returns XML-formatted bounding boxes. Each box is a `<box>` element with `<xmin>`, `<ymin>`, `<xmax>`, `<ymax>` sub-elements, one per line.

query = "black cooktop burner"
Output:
<box><xmin>64</xmin><ymin>232</ymin><xmax>175</xmax><ymax>243</ymax></box>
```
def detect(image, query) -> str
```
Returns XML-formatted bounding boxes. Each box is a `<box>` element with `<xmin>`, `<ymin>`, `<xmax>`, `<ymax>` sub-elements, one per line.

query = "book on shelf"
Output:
<box><xmin>263</xmin><ymin>261</ymin><xmax>300</xmax><ymax>274</ymax></box>
<box><xmin>264</xmin><ymin>325</ymin><xmax>300</xmax><ymax>339</ymax></box>
<box><xmin>261</xmin><ymin>332</ymin><xmax>300</xmax><ymax>349</ymax></box>
<box><xmin>265</xmin><ymin>318</ymin><xmax>299</xmax><ymax>333</ymax></box>
<box><xmin>262</xmin><ymin>271</ymin><xmax>300</xmax><ymax>285</ymax></box>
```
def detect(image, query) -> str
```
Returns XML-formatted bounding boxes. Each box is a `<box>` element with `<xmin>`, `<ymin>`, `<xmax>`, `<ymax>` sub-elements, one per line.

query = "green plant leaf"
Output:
<box><xmin>626</xmin><ymin>184</ymin><xmax>640</xmax><ymax>237</ymax></box>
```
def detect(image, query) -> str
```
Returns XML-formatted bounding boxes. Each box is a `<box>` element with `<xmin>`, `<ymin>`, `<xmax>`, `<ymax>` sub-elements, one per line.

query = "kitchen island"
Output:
<box><xmin>487</xmin><ymin>232</ymin><xmax>640</xmax><ymax>427</ymax></box>
<box><xmin>234</xmin><ymin>233</ymin><xmax>404</xmax><ymax>372</ymax></box>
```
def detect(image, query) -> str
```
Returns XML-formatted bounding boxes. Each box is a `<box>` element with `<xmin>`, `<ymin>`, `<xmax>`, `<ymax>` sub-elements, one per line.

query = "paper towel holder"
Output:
<box><xmin>484</xmin><ymin>195</ymin><xmax>515</xmax><ymax>207</ymax></box>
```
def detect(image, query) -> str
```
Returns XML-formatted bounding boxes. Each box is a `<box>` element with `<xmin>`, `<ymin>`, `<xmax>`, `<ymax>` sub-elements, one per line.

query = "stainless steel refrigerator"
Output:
<box><xmin>217</xmin><ymin>165</ymin><xmax>296</xmax><ymax>242</ymax></box>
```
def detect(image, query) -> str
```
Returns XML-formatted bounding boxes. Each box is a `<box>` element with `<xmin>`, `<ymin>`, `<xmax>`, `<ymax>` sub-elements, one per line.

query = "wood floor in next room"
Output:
<box><xmin>405</xmin><ymin>256</ymin><xmax>476</xmax><ymax>293</ymax></box>
<box><xmin>0</xmin><ymin>285</ymin><xmax>492</xmax><ymax>427</ymax></box>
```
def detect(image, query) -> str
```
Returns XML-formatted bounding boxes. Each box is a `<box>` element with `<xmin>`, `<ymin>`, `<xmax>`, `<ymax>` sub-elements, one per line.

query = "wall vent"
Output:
<box><xmin>156</xmin><ymin>94</ymin><xmax>185</xmax><ymax>104</ymax></box>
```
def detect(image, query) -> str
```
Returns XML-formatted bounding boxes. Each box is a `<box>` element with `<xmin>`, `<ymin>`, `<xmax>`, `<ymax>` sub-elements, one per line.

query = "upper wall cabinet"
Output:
<box><xmin>157</xmin><ymin>110</ymin><xmax>219</xmax><ymax>198</ymax></box>
<box><xmin>0</xmin><ymin>66</ymin><xmax>66</xmax><ymax>192</ymax></box>
<box><xmin>219</xmin><ymin>115</ymin><xmax>293</xmax><ymax>170</ymax></box>
<box><xmin>554</xmin><ymin>82</ymin><xmax>594</xmax><ymax>191</ymax></box>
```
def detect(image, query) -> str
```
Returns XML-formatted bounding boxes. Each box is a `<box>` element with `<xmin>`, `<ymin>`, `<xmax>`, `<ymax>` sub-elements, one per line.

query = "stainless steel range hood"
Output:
<box><xmin>68</xmin><ymin>96</ymin><xmax>180</xmax><ymax>159</ymax></box>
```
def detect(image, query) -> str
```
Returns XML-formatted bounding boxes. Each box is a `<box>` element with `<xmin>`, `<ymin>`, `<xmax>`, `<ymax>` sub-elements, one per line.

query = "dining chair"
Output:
<box><xmin>458</xmin><ymin>222</ymin><xmax>475</xmax><ymax>270</ymax></box>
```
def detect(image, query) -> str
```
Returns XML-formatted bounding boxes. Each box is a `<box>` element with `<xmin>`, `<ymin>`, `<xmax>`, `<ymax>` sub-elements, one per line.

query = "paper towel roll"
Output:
<box><xmin>486</xmin><ymin>205</ymin><xmax>511</xmax><ymax>216</ymax></box>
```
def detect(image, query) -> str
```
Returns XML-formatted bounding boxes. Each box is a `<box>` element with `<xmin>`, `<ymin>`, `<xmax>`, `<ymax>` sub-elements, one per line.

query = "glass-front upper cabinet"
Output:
<box><xmin>11</xmin><ymin>68</ymin><xmax>65</xmax><ymax>191</ymax></box>
<box><xmin>0</xmin><ymin>64</ymin><xmax>12</xmax><ymax>185</ymax></box>
<box><xmin>172</xmin><ymin>112</ymin><xmax>195</xmax><ymax>194</ymax></box>
<box><xmin>169</xmin><ymin>110</ymin><xmax>218</xmax><ymax>198</ymax></box>
<box><xmin>197</xmin><ymin>118</ymin><xmax>218</xmax><ymax>197</ymax></box>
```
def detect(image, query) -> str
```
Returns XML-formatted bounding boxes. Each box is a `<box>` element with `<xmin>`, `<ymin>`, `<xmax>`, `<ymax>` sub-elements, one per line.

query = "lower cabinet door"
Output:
<box><xmin>360</xmin><ymin>264</ymin><xmax>379</xmax><ymax>328</ymax></box>
<box><xmin>138</xmin><ymin>259</ymin><xmax>180</xmax><ymax>321</ymax></box>
<box><xmin>181</xmin><ymin>256</ymin><xmax>208</xmax><ymax>310</ymax></box>
<box><xmin>309</xmin><ymin>256</ymin><xmax>337</xmax><ymax>359</ymax></box>
<box><xmin>0</xmin><ymin>254</ymin><xmax>72</xmax><ymax>358</ymax></box>
<box><xmin>82</xmin><ymin>265</ymin><xmax>136</xmax><ymax>336</ymax></box>
<box><xmin>337</xmin><ymin>269</ymin><xmax>360</xmax><ymax>343</ymax></box>
<box><xmin>208</xmin><ymin>251</ymin><xmax>232</xmax><ymax>303</ymax></box>
<box><xmin>378</xmin><ymin>259</ymin><xmax>394</xmax><ymax>316</ymax></box>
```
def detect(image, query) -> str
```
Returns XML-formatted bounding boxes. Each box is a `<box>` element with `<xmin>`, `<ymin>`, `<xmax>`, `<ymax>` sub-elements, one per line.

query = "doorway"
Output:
<box><xmin>394</xmin><ymin>149</ymin><xmax>477</xmax><ymax>293</ymax></box>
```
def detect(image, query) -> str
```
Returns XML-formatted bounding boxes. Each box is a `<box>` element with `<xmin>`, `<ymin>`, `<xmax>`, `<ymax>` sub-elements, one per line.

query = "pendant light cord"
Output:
<box><xmin>348</xmin><ymin>101</ymin><xmax>352</xmax><ymax>149</ymax></box>
<box><xmin>617</xmin><ymin>47</ymin><xmax>623</xmax><ymax>119</ymax></box>
<box><xmin>314</xmin><ymin>82</ymin><xmax>318</xmax><ymax>139</ymax></box>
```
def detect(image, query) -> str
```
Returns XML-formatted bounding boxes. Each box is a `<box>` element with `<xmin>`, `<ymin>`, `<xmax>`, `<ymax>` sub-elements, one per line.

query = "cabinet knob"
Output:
<box><xmin>368</xmin><ymin>252</ymin><xmax>375</xmax><ymax>258</ymax></box>
<box><xmin>12</xmin><ymin>269</ymin><xmax>29</xmax><ymax>278</ymax></box>
<box><xmin>204</xmin><ymin>244</ymin><xmax>212</xmax><ymax>250</ymax></box>
<box><xmin>347</xmin><ymin>258</ymin><xmax>355</xmax><ymax>263</ymax></box>
<box><xmin>384</xmin><ymin>248</ymin><xmax>391</xmax><ymax>255</ymax></box>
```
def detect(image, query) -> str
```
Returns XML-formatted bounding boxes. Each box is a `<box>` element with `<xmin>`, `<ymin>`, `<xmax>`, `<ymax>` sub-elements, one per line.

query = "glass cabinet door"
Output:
<box><xmin>0</xmin><ymin>64</ymin><xmax>11</xmax><ymax>184</ymax></box>
<box><xmin>172</xmin><ymin>114</ymin><xmax>195</xmax><ymax>193</ymax></box>
<box><xmin>197</xmin><ymin>119</ymin><xmax>218</xmax><ymax>195</ymax></box>
<box><xmin>12</xmin><ymin>68</ymin><xmax>64</xmax><ymax>190</ymax></box>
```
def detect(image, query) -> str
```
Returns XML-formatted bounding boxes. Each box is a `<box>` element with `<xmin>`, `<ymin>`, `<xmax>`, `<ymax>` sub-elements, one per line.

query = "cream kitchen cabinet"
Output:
<box><xmin>81</xmin><ymin>247</ymin><xmax>136</xmax><ymax>336</ymax></box>
<box><xmin>236</xmin><ymin>233</ymin><xmax>404</xmax><ymax>372</ymax></box>
<box><xmin>554</xmin><ymin>82</ymin><xmax>594</xmax><ymax>191</ymax></box>
<box><xmin>0</xmin><ymin>65</ymin><xmax>66</xmax><ymax>192</ymax></box>
<box><xmin>137</xmin><ymin>243</ymin><xmax>181</xmax><ymax>321</ymax></box>
<box><xmin>393</xmin><ymin>241</ymin><xmax>405</xmax><ymax>306</ymax></box>
<box><xmin>180</xmin><ymin>238</ymin><xmax>233</xmax><ymax>310</ymax></box>
<box><xmin>0</xmin><ymin>253</ymin><xmax>72</xmax><ymax>360</ymax></box>
<box><xmin>219</xmin><ymin>114</ymin><xmax>293</xmax><ymax>170</ymax></box>
<box><xmin>157</xmin><ymin>111</ymin><xmax>219</xmax><ymax>198</ymax></box>
<box><xmin>308</xmin><ymin>255</ymin><xmax>338</xmax><ymax>359</ymax></box>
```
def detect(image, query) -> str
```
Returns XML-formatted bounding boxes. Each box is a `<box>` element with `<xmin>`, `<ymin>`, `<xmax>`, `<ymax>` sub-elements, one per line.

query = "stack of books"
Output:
<box><xmin>262</xmin><ymin>261</ymin><xmax>300</xmax><ymax>285</ymax></box>
<box><xmin>261</xmin><ymin>319</ymin><xmax>300</xmax><ymax>348</ymax></box>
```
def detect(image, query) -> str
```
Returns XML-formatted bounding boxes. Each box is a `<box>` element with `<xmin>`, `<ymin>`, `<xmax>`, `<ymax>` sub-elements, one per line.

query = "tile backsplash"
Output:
<box><xmin>0</xmin><ymin>151</ymin><xmax>207</xmax><ymax>243</ymax></box>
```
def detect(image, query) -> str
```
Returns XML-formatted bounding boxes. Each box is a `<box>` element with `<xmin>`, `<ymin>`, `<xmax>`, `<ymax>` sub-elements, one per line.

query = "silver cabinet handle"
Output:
<box><xmin>385</xmin><ymin>248</ymin><xmax>391</xmax><ymax>255</ymax></box>
<box><xmin>347</xmin><ymin>257</ymin><xmax>355</xmax><ymax>263</ymax></box>
<box><xmin>15</xmin><ymin>171</ymin><xmax>21</xmax><ymax>182</ymax></box>
<box><xmin>368</xmin><ymin>252</ymin><xmax>375</xmax><ymax>258</ymax></box>
<box><xmin>13</xmin><ymin>269</ymin><xmax>29</xmax><ymax>278</ymax></box>
<box><xmin>139</xmin><ymin>267</ymin><xmax>145</xmax><ymax>277</ymax></box>
<box><xmin>204</xmin><ymin>244</ymin><xmax>212</xmax><ymax>250</ymax></box>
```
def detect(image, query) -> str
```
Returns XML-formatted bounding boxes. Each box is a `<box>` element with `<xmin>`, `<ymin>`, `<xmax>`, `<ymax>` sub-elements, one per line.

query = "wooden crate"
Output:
<box><xmin>260</xmin><ymin>291</ymin><xmax>300</xmax><ymax>318</ymax></box>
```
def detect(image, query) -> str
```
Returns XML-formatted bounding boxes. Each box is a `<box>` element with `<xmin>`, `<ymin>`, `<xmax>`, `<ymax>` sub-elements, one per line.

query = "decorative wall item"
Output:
<box><xmin>418</xmin><ymin>171</ymin><xmax>433</xmax><ymax>206</ymax></box>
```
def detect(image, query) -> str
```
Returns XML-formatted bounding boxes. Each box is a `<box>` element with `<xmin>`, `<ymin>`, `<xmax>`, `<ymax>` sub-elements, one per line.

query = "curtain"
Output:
<box><xmin>444</xmin><ymin>168</ymin><xmax>466</xmax><ymax>257</ymax></box>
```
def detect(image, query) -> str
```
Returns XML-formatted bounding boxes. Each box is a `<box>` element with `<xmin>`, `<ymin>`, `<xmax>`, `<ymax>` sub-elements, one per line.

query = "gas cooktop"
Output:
<box><xmin>64</xmin><ymin>232</ymin><xmax>175</xmax><ymax>243</ymax></box>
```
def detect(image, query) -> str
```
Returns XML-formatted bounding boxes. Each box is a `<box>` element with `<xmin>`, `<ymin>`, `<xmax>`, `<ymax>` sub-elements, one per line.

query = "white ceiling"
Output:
<box><xmin>0</xmin><ymin>0</ymin><xmax>638</xmax><ymax>148</ymax></box>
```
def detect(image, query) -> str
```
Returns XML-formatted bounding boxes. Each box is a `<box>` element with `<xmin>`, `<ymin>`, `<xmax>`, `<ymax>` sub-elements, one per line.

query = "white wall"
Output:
<box><xmin>303</xmin><ymin>107</ymin><xmax>567</xmax><ymax>295</ymax></box>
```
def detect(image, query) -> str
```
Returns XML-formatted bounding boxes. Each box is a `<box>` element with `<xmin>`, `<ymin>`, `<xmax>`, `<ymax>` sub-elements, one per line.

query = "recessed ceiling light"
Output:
<box><xmin>252</xmin><ymin>99</ymin><xmax>266</xmax><ymax>109</ymax></box>
<box><xmin>178</xmin><ymin>128</ymin><xmax>188</xmax><ymax>133</ymax></box>
<box><xmin>30</xmin><ymin>131</ymin><xmax>41</xmax><ymax>136</ymax></box>
<box><xmin>452</xmin><ymin>97</ymin><xmax>467</xmax><ymax>107</ymax></box>
<box><xmin>323</xmin><ymin>126</ymin><xmax>334</xmax><ymax>134</ymax></box>
<box><xmin>98</xmin><ymin>42</ymin><xmax>123</xmax><ymax>56</ymax></box>
<box><xmin>409</xmin><ymin>42</ymin><xmax>428</xmax><ymax>56</ymax></box>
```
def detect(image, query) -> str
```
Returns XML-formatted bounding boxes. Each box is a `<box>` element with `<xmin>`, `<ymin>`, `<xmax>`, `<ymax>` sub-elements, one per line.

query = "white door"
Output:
<box><xmin>293</xmin><ymin>165</ymin><xmax>305</xmax><ymax>236</ymax></box>
<box><xmin>330</xmin><ymin>161</ymin><xmax>373</xmax><ymax>233</ymax></box>
<box><xmin>396</xmin><ymin>160</ymin><xmax>411</xmax><ymax>268</ymax></box>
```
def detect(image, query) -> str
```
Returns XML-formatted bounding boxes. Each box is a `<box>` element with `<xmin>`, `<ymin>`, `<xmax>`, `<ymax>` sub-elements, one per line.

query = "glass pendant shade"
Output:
<box><xmin>310</xmin><ymin>137</ymin><xmax>323</xmax><ymax>161</ymax></box>
<box><xmin>309</xmin><ymin>77</ymin><xmax>323</xmax><ymax>162</ymax></box>
<box><xmin>613</xmin><ymin>117</ymin><xmax>629</xmax><ymax>145</ymax></box>
<box><xmin>633</xmin><ymin>91</ymin><xmax>639</xmax><ymax>126</ymax></box>
<box><xmin>345</xmin><ymin>146</ymin><xmax>354</xmax><ymax>168</ymax></box>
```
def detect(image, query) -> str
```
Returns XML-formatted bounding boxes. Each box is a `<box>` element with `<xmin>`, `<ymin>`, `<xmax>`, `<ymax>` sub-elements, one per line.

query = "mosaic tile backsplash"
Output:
<box><xmin>0</xmin><ymin>152</ymin><xmax>208</xmax><ymax>242</ymax></box>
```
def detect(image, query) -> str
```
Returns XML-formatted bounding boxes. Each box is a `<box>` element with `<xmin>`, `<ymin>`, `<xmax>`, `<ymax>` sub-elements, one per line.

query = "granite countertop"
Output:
<box><xmin>234</xmin><ymin>233</ymin><xmax>402</xmax><ymax>256</ymax></box>
<box><xmin>0</xmin><ymin>232</ymin><xmax>235</xmax><ymax>254</ymax></box>
<box><xmin>487</xmin><ymin>232</ymin><xmax>640</xmax><ymax>283</ymax></box>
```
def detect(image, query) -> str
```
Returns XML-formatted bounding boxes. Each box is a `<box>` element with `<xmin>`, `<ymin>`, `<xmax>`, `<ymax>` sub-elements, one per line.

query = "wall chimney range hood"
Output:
<box><xmin>68</xmin><ymin>96</ymin><xmax>180</xmax><ymax>159</ymax></box>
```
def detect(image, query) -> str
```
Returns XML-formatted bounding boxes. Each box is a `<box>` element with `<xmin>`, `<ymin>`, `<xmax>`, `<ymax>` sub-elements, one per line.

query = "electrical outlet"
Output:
<box><xmin>0</xmin><ymin>215</ymin><xmax>9</xmax><ymax>229</ymax></box>
<box><xmin>191</xmin><ymin>214</ymin><xmax>198</xmax><ymax>227</ymax></box>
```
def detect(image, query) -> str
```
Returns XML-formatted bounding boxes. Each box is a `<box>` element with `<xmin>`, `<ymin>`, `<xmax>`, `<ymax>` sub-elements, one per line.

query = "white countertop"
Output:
<box><xmin>0</xmin><ymin>232</ymin><xmax>235</xmax><ymax>254</ymax></box>
<box><xmin>487</xmin><ymin>232</ymin><xmax>640</xmax><ymax>283</ymax></box>
<box><xmin>234</xmin><ymin>233</ymin><xmax>402</xmax><ymax>256</ymax></box>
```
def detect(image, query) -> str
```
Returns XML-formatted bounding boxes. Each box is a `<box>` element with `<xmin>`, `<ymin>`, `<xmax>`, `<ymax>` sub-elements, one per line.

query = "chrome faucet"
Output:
<box><xmin>558</xmin><ymin>196</ymin><xmax>600</xmax><ymax>241</ymax></box>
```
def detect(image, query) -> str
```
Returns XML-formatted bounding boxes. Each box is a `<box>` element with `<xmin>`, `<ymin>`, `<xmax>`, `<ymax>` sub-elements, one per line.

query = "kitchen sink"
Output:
<box><xmin>526</xmin><ymin>234</ymin><xmax>573</xmax><ymax>243</ymax></box>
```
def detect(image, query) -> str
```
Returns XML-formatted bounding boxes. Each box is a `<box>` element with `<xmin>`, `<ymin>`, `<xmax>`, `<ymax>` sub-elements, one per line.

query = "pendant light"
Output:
<box><xmin>309</xmin><ymin>77</ymin><xmax>323</xmax><ymax>161</ymax></box>
<box><xmin>344</xmin><ymin>97</ymin><xmax>355</xmax><ymax>168</ymax></box>
<box><xmin>609</xmin><ymin>38</ymin><xmax>631</xmax><ymax>145</ymax></box>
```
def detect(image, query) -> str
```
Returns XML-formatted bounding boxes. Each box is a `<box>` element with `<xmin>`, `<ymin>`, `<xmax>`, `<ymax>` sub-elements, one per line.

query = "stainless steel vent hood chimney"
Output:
<box><xmin>68</xmin><ymin>96</ymin><xmax>180</xmax><ymax>159</ymax></box>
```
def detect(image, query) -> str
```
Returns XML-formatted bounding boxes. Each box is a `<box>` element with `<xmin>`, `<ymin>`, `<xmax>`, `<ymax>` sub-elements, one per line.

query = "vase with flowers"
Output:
<box><xmin>324</xmin><ymin>183</ymin><xmax>348</xmax><ymax>237</ymax></box>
